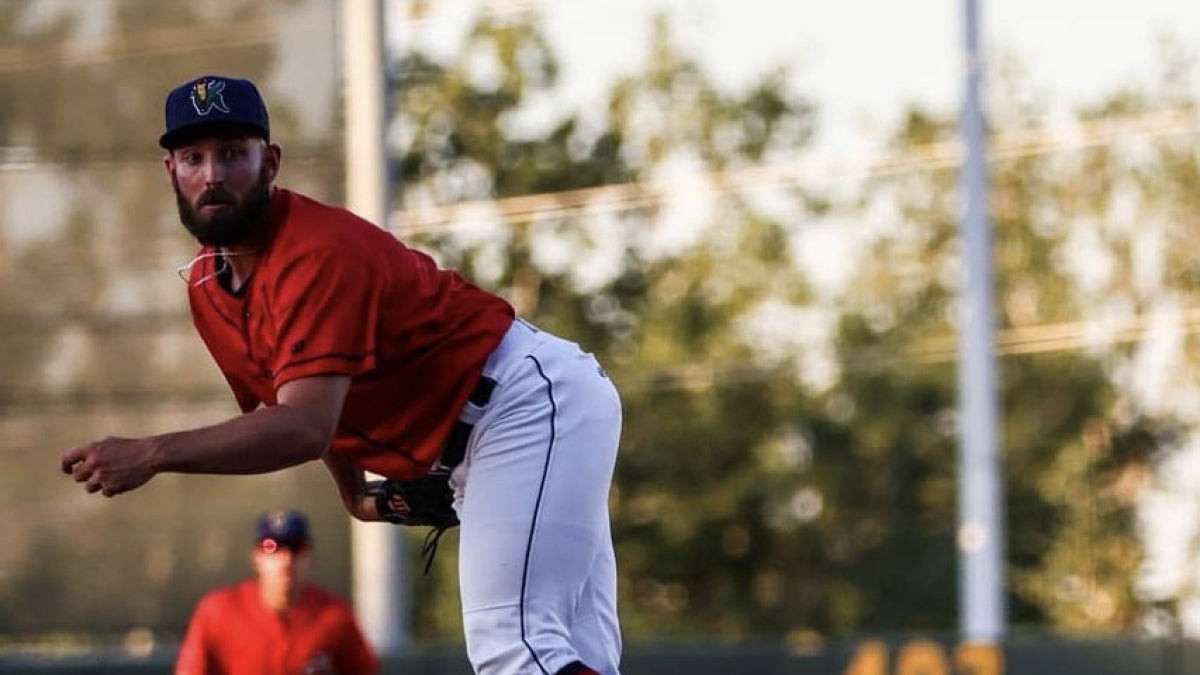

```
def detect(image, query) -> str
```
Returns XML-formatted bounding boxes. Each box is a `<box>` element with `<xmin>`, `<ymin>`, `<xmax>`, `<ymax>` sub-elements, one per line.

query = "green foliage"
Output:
<box><xmin>388</xmin><ymin>6</ymin><xmax>1193</xmax><ymax>643</ymax></box>
<box><xmin>392</xmin><ymin>9</ymin><xmax>827</xmax><ymax>641</ymax></box>
<box><xmin>840</xmin><ymin>56</ymin><xmax>1198</xmax><ymax>633</ymax></box>
<box><xmin>4</xmin><ymin>0</ymin><xmax>1195</xmax><ymax>650</ymax></box>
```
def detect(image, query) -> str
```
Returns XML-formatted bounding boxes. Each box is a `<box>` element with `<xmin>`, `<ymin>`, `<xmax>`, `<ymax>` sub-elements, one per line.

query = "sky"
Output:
<box><xmin>389</xmin><ymin>0</ymin><xmax>1200</xmax><ymax>160</ymax></box>
<box><xmin>387</xmin><ymin>0</ymin><xmax>1200</xmax><ymax>300</ymax></box>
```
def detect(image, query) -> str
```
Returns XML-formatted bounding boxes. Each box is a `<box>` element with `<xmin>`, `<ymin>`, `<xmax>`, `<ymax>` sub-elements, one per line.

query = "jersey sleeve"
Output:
<box><xmin>267</xmin><ymin>246</ymin><xmax>383</xmax><ymax>389</ymax></box>
<box><xmin>174</xmin><ymin>595</ymin><xmax>216</xmax><ymax>675</ymax></box>
<box><xmin>332</xmin><ymin>605</ymin><xmax>381</xmax><ymax>675</ymax></box>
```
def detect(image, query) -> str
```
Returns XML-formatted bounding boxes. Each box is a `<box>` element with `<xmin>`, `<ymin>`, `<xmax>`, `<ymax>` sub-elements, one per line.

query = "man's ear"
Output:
<box><xmin>163</xmin><ymin>152</ymin><xmax>175</xmax><ymax>179</ymax></box>
<box><xmin>263</xmin><ymin>142</ymin><xmax>282</xmax><ymax>183</ymax></box>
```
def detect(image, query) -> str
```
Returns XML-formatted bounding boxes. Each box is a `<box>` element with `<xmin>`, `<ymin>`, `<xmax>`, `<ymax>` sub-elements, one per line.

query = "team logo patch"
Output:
<box><xmin>190</xmin><ymin>78</ymin><xmax>231</xmax><ymax>116</ymax></box>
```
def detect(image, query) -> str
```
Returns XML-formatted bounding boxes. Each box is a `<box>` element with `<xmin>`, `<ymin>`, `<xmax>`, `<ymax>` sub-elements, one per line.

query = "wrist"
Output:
<box><xmin>146</xmin><ymin>433</ymin><xmax>173</xmax><ymax>473</ymax></box>
<box><xmin>358</xmin><ymin>491</ymin><xmax>381</xmax><ymax>521</ymax></box>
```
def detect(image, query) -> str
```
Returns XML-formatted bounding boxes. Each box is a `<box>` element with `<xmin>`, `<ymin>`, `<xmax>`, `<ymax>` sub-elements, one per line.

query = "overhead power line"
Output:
<box><xmin>5</xmin><ymin>306</ymin><xmax>1199</xmax><ymax>413</ymax></box>
<box><xmin>910</xmin><ymin>307</ymin><xmax>1200</xmax><ymax>363</ymax></box>
<box><xmin>392</xmin><ymin>107</ymin><xmax>1200</xmax><ymax>234</ymax></box>
<box><xmin>618</xmin><ymin>307</ymin><xmax>1200</xmax><ymax>393</ymax></box>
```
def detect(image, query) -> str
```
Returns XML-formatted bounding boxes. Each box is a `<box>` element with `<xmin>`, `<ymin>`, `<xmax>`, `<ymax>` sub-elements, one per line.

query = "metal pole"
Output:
<box><xmin>958</xmin><ymin>0</ymin><xmax>1005</xmax><ymax>643</ymax></box>
<box><xmin>342</xmin><ymin>0</ymin><xmax>409</xmax><ymax>656</ymax></box>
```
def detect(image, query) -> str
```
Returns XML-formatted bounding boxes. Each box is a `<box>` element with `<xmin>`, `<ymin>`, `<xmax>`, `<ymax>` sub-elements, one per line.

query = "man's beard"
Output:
<box><xmin>174</xmin><ymin>168</ymin><xmax>272</xmax><ymax>247</ymax></box>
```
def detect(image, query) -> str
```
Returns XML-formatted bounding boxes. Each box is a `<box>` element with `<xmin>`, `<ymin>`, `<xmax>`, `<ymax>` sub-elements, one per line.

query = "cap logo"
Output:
<box><xmin>190</xmin><ymin>78</ymin><xmax>231</xmax><ymax>116</ymax></box>
<box><xmin>385</xmin><ymin>493</ymin><xmax>412</xmax><ymax>518</ymax></box>
<box><xmin>267</xmin><ymin>510</ymin><xmax>289</xmax><ymax>530</ymax></box>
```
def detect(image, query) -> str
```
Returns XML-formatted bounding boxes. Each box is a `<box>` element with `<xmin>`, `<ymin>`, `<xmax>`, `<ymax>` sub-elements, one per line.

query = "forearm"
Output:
<box><xmin>152</xmin><ymin>404</ymin><xmax>329</xmax><ymax>475</ymax></box>
<box><xmin>323</xmin><ymin>452</ymin><xmax>365</xmax><ymax>511</ymax></box>
<box><xmin>322</xmin><ymin>453</ymin><xmax>381</xmax><ymax>521</ymax></box>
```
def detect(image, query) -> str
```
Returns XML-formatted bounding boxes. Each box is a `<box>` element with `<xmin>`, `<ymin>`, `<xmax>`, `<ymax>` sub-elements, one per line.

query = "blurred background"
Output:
<box><xmin>5</xmin><ymin>0</ymin><xmax>1200</xmax><ymax>673</ymax></box>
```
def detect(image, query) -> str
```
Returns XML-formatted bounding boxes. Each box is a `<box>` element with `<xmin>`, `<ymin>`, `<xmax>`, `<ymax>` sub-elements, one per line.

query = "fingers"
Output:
<box><xmin>64</xmin><ymin>448</ymin><xmax>104</xmax><ymax>494</ymax></box>
<box><xmin>66</xmin><ymin>450</ymin><xmax>93</xmax><ymax>483</ymax></box>
<box><xmin>61</xmin><ymin>443</ymin><xmax>116</xmax><ymax>496</ymax></box>
<box><xmin>61</xmin><ymin>438</ymin><xmax>147</xmax><ymax>498</ymax></box>
<box><xmin>358</xmin><ymin>492</ymin><xmax>381</xmax><ymax>521</ymax></box>
<box><xmin>60</xmin><ymin>446</ymin><xmax>87</xmax><ymax>474</ymax></box>
<box><xmin>77</xmin><ymin>464</ymin><xmax>124</xmax><ymax>497</ymax></box>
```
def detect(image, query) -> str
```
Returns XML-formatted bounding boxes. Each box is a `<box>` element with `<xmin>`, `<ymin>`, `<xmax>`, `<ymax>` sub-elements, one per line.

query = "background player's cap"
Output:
<box><xmin>160</xmin><ymin>75</ymin><xmax>270</xmax><ymax>150</ymax></box>
<box><xmin>254</xmin><ymin>508</ymin><xmax>310</xmax><ymax>550</ymax></box>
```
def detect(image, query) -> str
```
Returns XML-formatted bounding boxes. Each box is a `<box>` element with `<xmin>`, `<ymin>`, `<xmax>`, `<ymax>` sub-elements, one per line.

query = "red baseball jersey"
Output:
<box><xmin>187</xmin><ymin>188</ymin><xmax>514</xmax><ymax>480</ymax></box>
<box><xmin>175</xmin><ymin>580</ymin><xmax>379</xmax><ymax>675</ymax></box>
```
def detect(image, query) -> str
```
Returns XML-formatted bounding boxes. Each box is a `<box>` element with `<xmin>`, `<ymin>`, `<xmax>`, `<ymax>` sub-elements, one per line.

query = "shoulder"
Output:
<box><xmin>275</xmin><ymin>188</ymin><xmax>384</xmax><ymax>246</ymax></box>
<box><xmin>302</xmin><ymin>585</ymin><xmax>357</xmax><ymax>615</ymax></box>
<box><xmin>199</xmin><ymin>580</ymin><xmax>251</xmax><ymax>606</ymax></box>
<box><xmin>265</xmin><ymin>189</ymin><xmax>400</xmax><ymax>269</ymax></box>
<box><xmin>188</xmin><ymin>582</ymin><xmax>244</xmax><ymax>624</ymax></box>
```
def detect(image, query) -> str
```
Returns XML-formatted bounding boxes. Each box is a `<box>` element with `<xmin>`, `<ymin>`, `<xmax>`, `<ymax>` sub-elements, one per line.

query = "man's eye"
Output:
<box><xmin>220</xmin><ymin>147</ymin><xmax>245</xmax><ymax>161</ymax></box>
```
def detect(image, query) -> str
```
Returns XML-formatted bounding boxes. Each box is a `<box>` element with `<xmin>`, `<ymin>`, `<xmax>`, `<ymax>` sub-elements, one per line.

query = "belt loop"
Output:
<box><xmin>440</xmin><ymin>375</ymin><xmax>498</xmax><ymax>469</ymax></box>
<box><xmin>469</xmin><ymin>376</ymin><xmax>496</xmax><ymax>407</ymax></box>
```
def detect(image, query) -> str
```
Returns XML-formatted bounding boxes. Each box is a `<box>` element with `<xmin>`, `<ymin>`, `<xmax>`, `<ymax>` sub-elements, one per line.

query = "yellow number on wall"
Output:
<box><xmin>844</xmin><ymin>639</ymin><xmax>888</xmax><ymax>675</ymax></box>
<box><xmin>955</xmin><ymin>642</ymin><xmax>1003</xmax><ymax>675</ymax></box>
<box><xmin>843</xmin><ymin>638</ymin><xmax>1004</xmax><ymax>675</ymax></box>
<box><xmin>895</xmin><ymin>639</ymin><xmax>949</xmax><ymax>675</ymax></box>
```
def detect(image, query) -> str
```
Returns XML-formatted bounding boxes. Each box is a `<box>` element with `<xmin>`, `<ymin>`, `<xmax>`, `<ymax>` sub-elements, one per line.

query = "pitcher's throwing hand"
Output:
<box><xmin>60</xmin><ymin>436</ymin><xmax>158</xmax><ymax>497</ymax></box>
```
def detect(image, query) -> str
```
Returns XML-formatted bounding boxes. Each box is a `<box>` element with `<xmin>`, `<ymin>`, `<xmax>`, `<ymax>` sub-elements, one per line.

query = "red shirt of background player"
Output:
<box><xmin>187</xmin><ymin>188</ymin><xmax>514</xmax><ymax>481</ymax></box>
<box><xmin>175</xmin><ymin>580</ymin><xmax>379</xmax><ymax>675</ymax></box>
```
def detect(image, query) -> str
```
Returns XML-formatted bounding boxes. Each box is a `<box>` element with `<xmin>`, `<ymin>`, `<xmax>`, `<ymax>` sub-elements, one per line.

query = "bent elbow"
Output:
<box><xmin>283</xmin><ymin>409</ymin><xmax>335</xmax><ymax>464</ymax></box>
<box><xmin>300</xmin><ymin>427</ymin><xmax>332</xmax><ymax>462</ymax></box>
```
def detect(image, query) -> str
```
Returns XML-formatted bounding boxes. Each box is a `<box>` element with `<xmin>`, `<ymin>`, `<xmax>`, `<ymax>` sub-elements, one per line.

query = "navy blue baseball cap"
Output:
<box><xmin>160</xmin><ymin>75</ymin><xmax>270</xmax><ymax>149</ymax></box>
<box><xmin>254</xmin><ymin>508</ymin><xmax>311</xmax><ymax>549</ymax></box>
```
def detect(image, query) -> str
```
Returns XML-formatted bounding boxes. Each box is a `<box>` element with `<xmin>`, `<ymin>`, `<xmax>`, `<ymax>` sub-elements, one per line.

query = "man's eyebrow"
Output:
<box><xmin>222</xmin><ymin>137</ymin><xmax>267</xmax><ymax>147</ymax></box>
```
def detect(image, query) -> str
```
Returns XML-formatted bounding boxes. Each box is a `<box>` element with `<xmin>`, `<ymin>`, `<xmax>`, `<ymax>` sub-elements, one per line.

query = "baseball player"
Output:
<box><xmin>176</xmin><ymin>509</ymin><xmax>380</xmax><ymax>675</ymax></box>
<box><xmin>59</xmin><ymin>75</ymin><xmax>623</xmax><ymax>675</ymax></box>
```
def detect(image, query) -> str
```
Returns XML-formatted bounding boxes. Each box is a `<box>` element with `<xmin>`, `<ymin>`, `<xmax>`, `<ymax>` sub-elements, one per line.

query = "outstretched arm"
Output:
<box><xmin>60</xmin><ymin>375</ymin><xmax>351</xmax><ymax>497</ymax></box>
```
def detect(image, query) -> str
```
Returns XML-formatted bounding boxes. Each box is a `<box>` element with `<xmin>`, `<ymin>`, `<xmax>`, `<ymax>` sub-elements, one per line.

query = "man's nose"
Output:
<box><xmin>199</xmin><ymin>156</ymin><xmax>226</xmax><ymax>185</ymax></box>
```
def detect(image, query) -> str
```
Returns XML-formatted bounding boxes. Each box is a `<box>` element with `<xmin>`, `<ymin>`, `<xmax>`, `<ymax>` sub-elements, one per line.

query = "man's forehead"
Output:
<box><xmin>167</xmin><ymin>120</ymin><xmax>268</xmax><ymax>152</ymax></box>
<box><xmin>172</xmin><ymin>133</ymin><xmax>266</xmax><ymax>152</ymax></box>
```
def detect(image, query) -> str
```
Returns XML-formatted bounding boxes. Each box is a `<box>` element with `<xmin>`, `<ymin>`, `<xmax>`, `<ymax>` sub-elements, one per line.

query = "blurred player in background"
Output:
<box><xmin>60</xmin><ymin>75</ymin><xmax>623</xmax><ymax>675</ymax></box>
<box><xmin>175</xmin><ymin>508</ymin><xmax>379</xmax><ymax>675</ymax></box>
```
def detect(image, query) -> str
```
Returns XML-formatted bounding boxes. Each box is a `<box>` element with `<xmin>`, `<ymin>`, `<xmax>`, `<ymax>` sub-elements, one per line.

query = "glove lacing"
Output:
<box><xmin>420</xmin><ymin>525</ymin><xmax>451</xmax><ymax>575</ymax></box>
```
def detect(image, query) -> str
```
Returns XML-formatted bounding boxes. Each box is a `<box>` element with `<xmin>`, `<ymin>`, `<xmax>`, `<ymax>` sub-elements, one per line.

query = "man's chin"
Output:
<box><xmin>181</xmin><ymin>212</ymin><xmax>248</xmax><ymax>247</ymax></box>
<box><xmin>191</xmin><ymin>229</ymin><xmax>250</xmax><ymax>248</ymax></box>
<box><xmin>176</xmin><ymin>176</ymin><xmax>271</xmax><ymax>247</ymax></box>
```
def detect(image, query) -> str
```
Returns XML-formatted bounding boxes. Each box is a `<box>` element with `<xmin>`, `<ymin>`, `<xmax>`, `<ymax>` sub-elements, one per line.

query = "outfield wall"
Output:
<box><xmin>1</xmin><ymin>637</ymin><xmax>1195</xmax><ymax>675</ymax></box>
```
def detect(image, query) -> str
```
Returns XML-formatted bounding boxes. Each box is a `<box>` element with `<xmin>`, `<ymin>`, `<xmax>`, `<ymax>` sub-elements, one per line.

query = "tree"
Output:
<box><xmin>389</xmin><ymin>11</ymin><xmax>831</xmax><ymax>640</ymax></box>
<box><xmin>828</xmin><ymin>43</ymin><xmax>1191</xmax><ymax>633</ymax></box>
<box><xmin>1024</xmin><ymin>38</ymin><xmax>1200</xmax><ymax>634</ymax></box>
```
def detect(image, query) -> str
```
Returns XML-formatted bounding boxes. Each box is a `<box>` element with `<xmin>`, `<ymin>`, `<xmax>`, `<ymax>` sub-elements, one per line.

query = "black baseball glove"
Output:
<box><xmin>368</xmin><ymin>470</ymin><xmax>459</xmax><ymax>574</ymax></box>
<box><xmin>369</xmin><ymin>469</ymin><xmax>460</xmax><ymax>529</ymax></box>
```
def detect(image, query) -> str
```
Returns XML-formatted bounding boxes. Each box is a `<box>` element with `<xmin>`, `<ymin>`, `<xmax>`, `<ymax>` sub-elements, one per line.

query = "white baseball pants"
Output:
<box><xmin>450</xmin><ymin>319</ymin><xmax>623</xmax><ymax>675</ymax></box>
